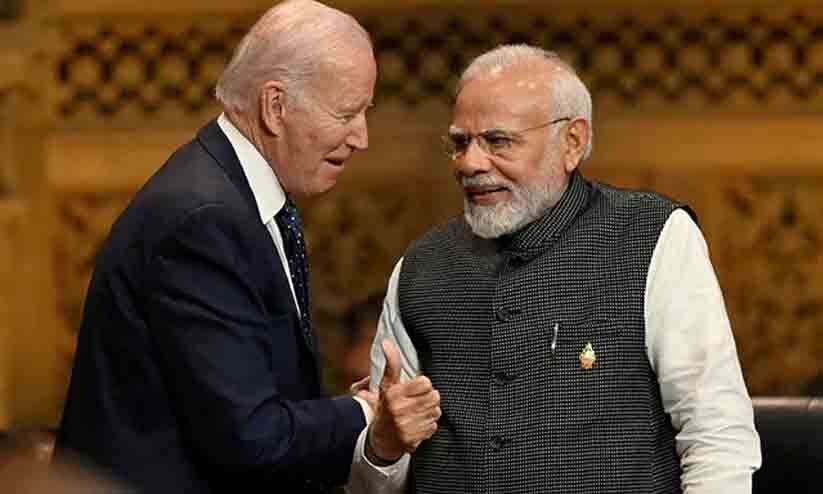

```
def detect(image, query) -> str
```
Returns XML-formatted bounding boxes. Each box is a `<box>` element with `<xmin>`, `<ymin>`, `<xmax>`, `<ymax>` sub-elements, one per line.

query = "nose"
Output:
<box><xmin>345</xmin><ymin>112</ymin><xmax>369</xmax><ymax>151</ymax></box>
<box><xmin>452</xmin><ymin>138</ymin><xmax>492</xmax><ymax>178</ymax></box>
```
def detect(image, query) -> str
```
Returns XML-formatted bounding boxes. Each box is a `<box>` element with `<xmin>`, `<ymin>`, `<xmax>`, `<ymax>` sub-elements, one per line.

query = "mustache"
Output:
<box><xmin>459</xmin><ymin>174</ymin><xmax>514</xmax><ymax>189</ymax></box>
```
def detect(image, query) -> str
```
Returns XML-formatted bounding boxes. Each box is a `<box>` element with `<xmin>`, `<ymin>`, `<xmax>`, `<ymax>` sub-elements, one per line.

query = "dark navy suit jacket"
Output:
<box><xmin>56</xmin><ymin>120</ymin><xmax>365</xmax><ymax>493</ymax></box>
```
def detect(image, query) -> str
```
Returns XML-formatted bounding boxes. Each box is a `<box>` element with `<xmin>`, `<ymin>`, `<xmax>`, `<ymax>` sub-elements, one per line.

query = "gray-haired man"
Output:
<box><xmin>57</xmin><ymin>2</ymin><xmax>438</xmax><ymax>492</ymax></box>
<box><xmin>349</xmin><ymin>44</ymin><xmax>761</xmax><ymax>494</ymax></box>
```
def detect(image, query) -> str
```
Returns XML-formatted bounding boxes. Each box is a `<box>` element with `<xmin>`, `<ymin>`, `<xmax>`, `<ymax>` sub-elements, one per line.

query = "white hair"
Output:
<box><xmin>462</xmin><ymin>171</ymin><xmax>566</xmax><ymax>239</ymax></box>
<box><xmin>214</xmin><ymin>0</ymin><xmax>371</xmax><ymax>113</ymax></box>
<box><xmin>457</xmin><ymin>44</ymin><xmax>594</xmax><ymax>160</ymax></box>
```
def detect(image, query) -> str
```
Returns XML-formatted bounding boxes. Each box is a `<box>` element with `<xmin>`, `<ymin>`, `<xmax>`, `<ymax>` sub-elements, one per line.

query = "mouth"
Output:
<box><xmin>464</xmin><ymin>185</ymin><xmax>510</xmax><ymax>204</ymax></box>
<box><xmin>324</xmin><ymin>157</ymin><xmax>347</xmax><ymax>167</ymax></box>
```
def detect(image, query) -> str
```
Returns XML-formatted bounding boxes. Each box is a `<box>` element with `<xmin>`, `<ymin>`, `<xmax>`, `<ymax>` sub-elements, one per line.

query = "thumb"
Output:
<box><xmin>380</xmin><ymin>339</ymin><xmax>402</xmax><ymax>389</ymax></box>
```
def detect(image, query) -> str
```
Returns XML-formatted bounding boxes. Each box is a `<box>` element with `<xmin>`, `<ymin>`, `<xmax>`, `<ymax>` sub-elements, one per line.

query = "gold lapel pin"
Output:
<box><xmin>579</xmin><ymin>343</ymin><xmax>596</xmax><ymax>369</ymax></box>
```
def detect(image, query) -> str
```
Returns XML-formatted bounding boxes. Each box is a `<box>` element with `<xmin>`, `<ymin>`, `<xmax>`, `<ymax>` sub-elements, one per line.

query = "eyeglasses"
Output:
<box><xmin>443</xmin><ymin>117</ymin><xmax>571</xmax><ymax>161</ymax></box>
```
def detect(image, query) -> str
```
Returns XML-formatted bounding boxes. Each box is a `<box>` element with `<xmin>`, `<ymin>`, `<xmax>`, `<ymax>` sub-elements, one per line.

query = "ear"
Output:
<box><xmin>259</xmin><ymin>80</ymin><xmax>286</xmax><ymax>136</ymax></box>
<box><xmin>562</xmin><ymin>117</ymin><xmax>590</xmax><ymax>173</ymax></box>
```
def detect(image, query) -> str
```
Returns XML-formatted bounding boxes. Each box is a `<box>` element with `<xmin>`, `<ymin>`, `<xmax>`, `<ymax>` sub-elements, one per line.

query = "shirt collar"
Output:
<box><xmin>217</xmin><ymin>113</ymin><xmax>285</xmax><ymax>223</ymax></box>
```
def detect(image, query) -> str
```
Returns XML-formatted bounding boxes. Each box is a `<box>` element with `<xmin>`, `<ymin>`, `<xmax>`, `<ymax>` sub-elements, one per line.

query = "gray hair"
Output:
<box><xmin>215</xmin><ymin>0</ymin><xmax>371</xmax><ymax>113</ymax></box>
<box><xmin>457</xmin><ymin>44</ymin><xmax>594</xmax><ymax>161</ymax></box>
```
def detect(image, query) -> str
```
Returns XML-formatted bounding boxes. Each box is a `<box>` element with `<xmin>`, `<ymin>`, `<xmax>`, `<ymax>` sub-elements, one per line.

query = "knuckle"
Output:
<box><xmin>385</xmin><ymin>387</ymin><xmax>399</xmax><ymax>400</ymax></box>
<box><xmin>418</xmin><ymin>376</ymin><xmax>432</xmax><ymax>388</ymax></box>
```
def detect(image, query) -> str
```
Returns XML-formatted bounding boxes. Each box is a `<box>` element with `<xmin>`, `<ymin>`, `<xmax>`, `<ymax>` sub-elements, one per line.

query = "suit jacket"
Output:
<box><xmin>56</xmin><ymin>120</ymin><xmax>365</xmax><ymax>493</ymax></box>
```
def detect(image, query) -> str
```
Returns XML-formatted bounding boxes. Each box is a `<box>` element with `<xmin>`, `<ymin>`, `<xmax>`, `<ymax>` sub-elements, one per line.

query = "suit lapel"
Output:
<box><xmin>195</xmin><ymin>120</ymin><xmax>321</xmax><ymax>362</ymax></box>
<box><xmin>197</xmin><ymin>120</ymin><xmax>259</xmax><ymax>215</ymax></box>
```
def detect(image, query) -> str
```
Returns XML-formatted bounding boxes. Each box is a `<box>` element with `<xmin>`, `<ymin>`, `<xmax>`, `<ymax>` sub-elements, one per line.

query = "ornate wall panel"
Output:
<box><xmin>0</xmin><ymin>0</ymin><xmax>21</xmax><ymax>21</ymax></box>
<box><xmin>52</xmin><ymin>190</ymin><xmax>134</xmax><ymax>392</ymax></box>
<box><xmin>6</xmin><ymin>0</ymin><xmax>819</xmax><ymax>421</ymax></box>
<box><xmin>0</xmin><ymin>92</ymin><xmax>16</xmax><ymax>196</ymax></box>
<box><xmin>0</xmin><ymin>200</ymin><xmax>23</xmax><ymax>429</ymax></box>
<box><xmin>52</xmin><ymin>5</ymin><xmax>823</xmax><ymax>125</ymax></box>
<box><xmin>704</xmin><ymin>178</ymin><xmax>823</xmax><ymax>394</ymax></box>
<box><xmin>587</xmin><ymin>169</ymin><xmax>823</xmax><ymax>395</ymax></box>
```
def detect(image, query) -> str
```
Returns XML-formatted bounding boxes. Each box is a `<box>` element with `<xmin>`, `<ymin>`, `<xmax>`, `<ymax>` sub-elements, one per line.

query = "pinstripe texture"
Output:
<box><xmin>399</xmin><ymin>172</ymin><xmax>688</xmax><ymax>494</ymax></box>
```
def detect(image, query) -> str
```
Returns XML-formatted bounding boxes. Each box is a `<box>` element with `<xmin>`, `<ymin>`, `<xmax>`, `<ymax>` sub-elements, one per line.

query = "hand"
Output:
<box><xmin>366</xmin><ymin>340</ymin><xmax>441</xmax><ymax>464</ymax></box>
<box><xmin>350</xmin><ymin>376</ymin><xmax>377</xmax><ymax>414</ymax></box>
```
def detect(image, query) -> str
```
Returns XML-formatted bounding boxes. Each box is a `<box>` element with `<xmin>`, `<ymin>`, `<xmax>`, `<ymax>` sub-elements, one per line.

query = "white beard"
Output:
<box><xmin>462</xmin><ymin>173</ymin><xmax>565</xmax><ymax>239</ymax></box>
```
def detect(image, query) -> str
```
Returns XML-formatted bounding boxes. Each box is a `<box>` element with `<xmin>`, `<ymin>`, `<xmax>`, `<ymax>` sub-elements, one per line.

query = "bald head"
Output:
<box><xmin>457</xmin><ymin>45</ymin><xmax>594</xmax><ymax>160</ymax></box>
<box><xmin>215</xmin><ymin>0</ymin><xmax>373</xmax><ymax>113</ymax></box>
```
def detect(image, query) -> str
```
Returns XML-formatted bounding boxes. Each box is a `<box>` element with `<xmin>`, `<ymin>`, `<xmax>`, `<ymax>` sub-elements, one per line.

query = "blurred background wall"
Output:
<box><xmin>1</xmin><ymin>0</ymin><xmax>822</xmax><ymax>431</ymax></box>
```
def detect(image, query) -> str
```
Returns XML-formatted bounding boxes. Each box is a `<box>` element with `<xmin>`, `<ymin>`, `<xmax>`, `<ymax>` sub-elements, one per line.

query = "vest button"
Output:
<box><xmin>507</xmin><ymin>255</ymin><xmax>527</xmax><ymax>269</ymax></box>
<box><xmin>494</xmin><ymin>371</ymin><xmax>515</xmax><ymax>385</ymax></box>
<box><xmin>496</xmin><ymin>306</ymin><xmax>512</xmax><ymax>321</ymax></box>
<box><xmin>496</xmin><ymin>306</ymin><xmax>521</xmax><ymax>321</ymax></box>
<box><xmin>488</xmin><ymin>436</ymin><xmax>505</xmax><ymax>451</ymax></box>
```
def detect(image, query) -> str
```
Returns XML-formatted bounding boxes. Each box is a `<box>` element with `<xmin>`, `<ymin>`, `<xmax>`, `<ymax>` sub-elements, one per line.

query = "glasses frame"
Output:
<box><xmin>443</xmin><ymin>116</ymin><xmax>572</xmax><ymax>161</ymax></box>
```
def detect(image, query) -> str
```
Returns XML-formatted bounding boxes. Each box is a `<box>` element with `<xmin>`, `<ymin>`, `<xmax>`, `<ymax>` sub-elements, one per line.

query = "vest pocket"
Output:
<box><xmin>550</xmin><ymin>316</ymin><xmax>625</xmax><ymax>423</ymax></box>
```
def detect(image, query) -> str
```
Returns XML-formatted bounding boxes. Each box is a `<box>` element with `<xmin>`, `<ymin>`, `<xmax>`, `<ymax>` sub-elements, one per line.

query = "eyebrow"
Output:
<box><xmin>448</xmin><ymin>126</ymin><xmax>514</xmax><ymax>136</ymax></box>
<box><xmin>481</xmin><ymin>128</ymin><xmax>513</xmax><ymax>135</ymax></box>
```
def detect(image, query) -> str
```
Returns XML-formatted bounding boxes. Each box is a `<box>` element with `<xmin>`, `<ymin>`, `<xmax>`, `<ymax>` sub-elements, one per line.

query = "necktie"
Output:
<box><xmin>275</xmin><ymin>199</ymin><xmax>313</xmax><ymax>342</ymax></box>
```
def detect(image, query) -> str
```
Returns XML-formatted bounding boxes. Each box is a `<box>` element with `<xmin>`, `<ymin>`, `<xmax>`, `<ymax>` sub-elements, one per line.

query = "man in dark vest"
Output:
<box><xmin>350</xmin><ymin>45</ymin><xmax>761</xmax><ymax>494</ymax></box>
<box><xmin>56</xmin><ymin>1</ymin><xmax>440</xmax><ymax>492</ymax></box>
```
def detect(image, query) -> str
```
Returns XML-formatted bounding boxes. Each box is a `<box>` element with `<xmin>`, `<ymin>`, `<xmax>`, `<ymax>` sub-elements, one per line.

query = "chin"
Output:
<box><xmin>305</xmin><ymin>180</ymin><xmax>338</xmax><ymax>197</ymax></box>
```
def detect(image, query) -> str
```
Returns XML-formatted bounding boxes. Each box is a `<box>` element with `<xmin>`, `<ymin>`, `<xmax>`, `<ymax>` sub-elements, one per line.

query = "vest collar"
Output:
<box><xmin>497</xmin><ymin>170</ymin><xmax>590</xmax><ymax>254</ymax></box>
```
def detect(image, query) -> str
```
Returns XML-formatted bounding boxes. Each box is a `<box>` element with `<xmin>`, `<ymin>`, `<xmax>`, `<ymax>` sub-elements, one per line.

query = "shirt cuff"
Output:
<box><xmin>683</xmin><ymin>471</ymin><xmax>754</xmax><ymax>494</ymax></box>
<box><xmin>352</xmin><ymin>396</ymin><xmax>374</xmax><ymax>424</ymax></box>
<box><xmin>346</xmin><ymin>426</ymin><xmax>410</xmax><ymax>493</ymax></box>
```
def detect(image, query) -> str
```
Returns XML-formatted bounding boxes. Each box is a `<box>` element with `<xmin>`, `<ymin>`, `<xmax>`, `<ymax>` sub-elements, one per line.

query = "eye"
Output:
<box><xmin>449</xmin><ymin>134</ymin><xmax>471</xmax><ymax>153</ymax></box>
<box><xmin>483</xmin><ymin>134</ymin><xmax>514</xmax><ymax>151</ymax></box>
<box><xmin>338</xmin><ymin>113</ymin><xmax>357</xmax><ymax>124</ymax></box>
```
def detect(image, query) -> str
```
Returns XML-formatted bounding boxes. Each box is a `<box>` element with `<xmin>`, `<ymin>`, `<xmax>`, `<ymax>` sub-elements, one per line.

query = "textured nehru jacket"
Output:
<box><xmin>398</xmin><ymin>171</ymin><xmax>695</xmax><ymax>494</ymax></box>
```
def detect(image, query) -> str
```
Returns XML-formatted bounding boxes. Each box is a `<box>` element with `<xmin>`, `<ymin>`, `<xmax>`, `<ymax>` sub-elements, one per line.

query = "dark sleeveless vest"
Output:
<box><xmin>398</xmin><ymin>171</ymin><xmax>692</xmax><ymax>494</ymax></box>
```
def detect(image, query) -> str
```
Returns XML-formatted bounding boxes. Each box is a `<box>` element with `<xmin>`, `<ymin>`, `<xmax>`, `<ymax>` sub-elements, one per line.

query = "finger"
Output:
<box><xmin>398</xmin><ymin>421</ymin><xmax>439</xmax><ymax>450</ymax></box>
<box><xmin>349</xmin><ymin>376</ymin><xmax>370</xmax><ymax>394</ymax></box>
<box><xmin>399</xmin><ymin>376</ymin><xmax>434</xmax><ymax>397</ymax></box>
<box><xmin>355</xmin><ymin>389</ymin><xmax>378</xmax><ymax>405</ymax></box>
<box><xmin>379</xmin><ymin>339</ymin><xmax>402</xmax><ymax>389</ymax></box>
<box><xmin>384</xmin><ymin>391</ymin><xmax>441</xmax><ymax>421</ymax></box>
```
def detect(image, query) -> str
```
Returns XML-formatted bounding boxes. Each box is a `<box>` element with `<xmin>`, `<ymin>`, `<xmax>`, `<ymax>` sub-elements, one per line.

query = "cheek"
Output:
<box><xmin>308</xmin><ymin>121</ymin><xmax>346</xmax><ymax>151</ymax></box>
<box><xmin>495</xmin><ymin>159</ymin><xmax>535</xmax><ymax>185</ymax></box>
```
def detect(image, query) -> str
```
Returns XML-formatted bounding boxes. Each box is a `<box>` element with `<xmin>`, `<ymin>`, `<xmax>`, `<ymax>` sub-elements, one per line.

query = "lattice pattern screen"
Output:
<box><xmin>55</xmin><ymin>9</ymin><xmax>823</xmax><ymax>120</ymax></box>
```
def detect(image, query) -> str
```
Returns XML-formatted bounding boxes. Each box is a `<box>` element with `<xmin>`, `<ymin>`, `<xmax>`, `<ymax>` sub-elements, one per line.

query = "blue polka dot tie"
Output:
<box><xmin>275</xmin><ymin>199</ymin><xmax>313</xmax><ymax>342</ymax></box>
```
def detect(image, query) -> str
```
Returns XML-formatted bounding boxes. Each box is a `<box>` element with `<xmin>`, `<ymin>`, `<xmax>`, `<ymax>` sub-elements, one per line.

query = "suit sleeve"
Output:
<box><xmin>145</xmin><ymin>203</ymin><xmax>365</xmax><ymax>483</ymax></box>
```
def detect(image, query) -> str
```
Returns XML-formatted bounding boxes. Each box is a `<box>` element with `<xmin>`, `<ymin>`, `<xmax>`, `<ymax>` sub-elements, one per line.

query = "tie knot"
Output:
<box><xmin>276</xmin><ymin>199</ymin><xmax>303</xmax><ymax>230</ymax></box>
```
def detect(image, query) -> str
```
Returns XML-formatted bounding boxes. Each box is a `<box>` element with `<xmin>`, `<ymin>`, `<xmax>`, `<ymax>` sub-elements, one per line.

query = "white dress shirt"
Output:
<box><xmin>217</xmin><ymin>114</ymin><xmax>373</xmax><ymax>470</ymax></box>
<box><xmin>217</xmin><ymin>113</ymin><xmax>301</xmax><ymax>315</ymax></box>
<box><xmin>347</xmin><ymin>209</ymin><xmax>761</xmax><ymax>494</ymax></box>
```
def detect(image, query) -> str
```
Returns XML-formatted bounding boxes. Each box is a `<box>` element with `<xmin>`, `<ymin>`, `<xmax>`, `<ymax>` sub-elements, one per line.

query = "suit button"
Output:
<box><xmin>488</xmin><ymin>436</ymin><xmax>505</xmax><ymax>451</ymax></box>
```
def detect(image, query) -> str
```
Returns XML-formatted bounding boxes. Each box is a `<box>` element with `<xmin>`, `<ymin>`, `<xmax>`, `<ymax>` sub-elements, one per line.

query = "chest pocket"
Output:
<box><xmin>548</xmin><ymin>316</ymin><xmax>628</xmax><ymax>423</ymax></box>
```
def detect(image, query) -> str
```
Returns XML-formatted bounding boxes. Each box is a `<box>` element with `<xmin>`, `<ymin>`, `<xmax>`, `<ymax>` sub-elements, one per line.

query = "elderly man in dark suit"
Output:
<box><xmin>55</xmin><ymin>1</ymin><xmax>440</xmax><ymax>493</ymax></box>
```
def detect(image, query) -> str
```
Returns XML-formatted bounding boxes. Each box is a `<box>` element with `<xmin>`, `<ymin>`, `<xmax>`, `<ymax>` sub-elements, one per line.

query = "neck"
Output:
<box><xmin>224</xmin><ymin>108</ymin><xmax>274</xmax><ymax>167</ymax></box>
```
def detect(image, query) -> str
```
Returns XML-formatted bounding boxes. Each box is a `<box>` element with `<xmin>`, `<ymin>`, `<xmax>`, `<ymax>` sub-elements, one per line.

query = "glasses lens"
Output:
<box><xmin>478</xmin><ymin>131</ymin><xmax>515</xmax><ymax>156</ymax></box>
<box><xmin>444</xmin><ymin>133</ymin><xmax>470</xmax><ymax>158</ymax></box>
